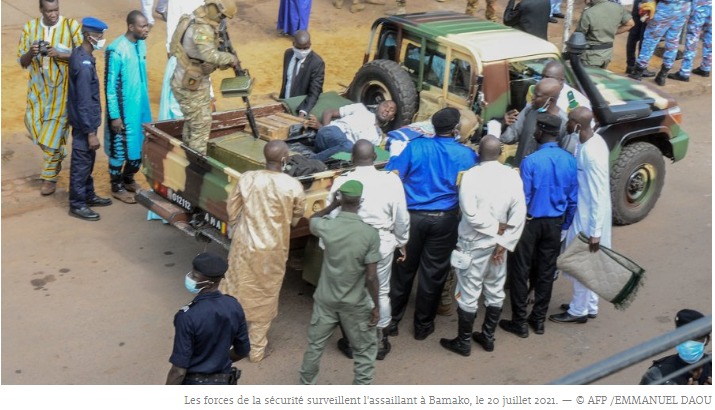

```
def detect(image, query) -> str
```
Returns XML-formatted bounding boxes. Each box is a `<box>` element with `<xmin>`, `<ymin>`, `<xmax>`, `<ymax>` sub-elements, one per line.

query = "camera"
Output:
<box><xmin>38</xmin><ymin>40</ymin><xmax>50</xmax><ymax>56</ymax></box>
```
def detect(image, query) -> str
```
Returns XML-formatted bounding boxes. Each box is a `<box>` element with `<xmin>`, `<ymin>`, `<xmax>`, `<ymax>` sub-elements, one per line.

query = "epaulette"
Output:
<box><xmin>179</xmin><ymin>301</ymin><xmax>194</xmax><ymax>313</ymax></box>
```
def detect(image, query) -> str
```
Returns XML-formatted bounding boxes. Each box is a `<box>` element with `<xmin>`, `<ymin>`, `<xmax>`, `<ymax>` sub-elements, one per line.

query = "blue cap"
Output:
<box><xmin>82</xmin><ymin>17</ymin><xmax>108</xmax><ymax>33</ymax></box>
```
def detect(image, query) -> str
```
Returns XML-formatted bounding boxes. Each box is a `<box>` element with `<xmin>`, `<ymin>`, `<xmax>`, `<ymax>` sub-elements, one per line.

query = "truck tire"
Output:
<box><xmin>347</xmin><ymin>59</ymin><xmax>418</xmax><ymax>129</ymax></box>
<box><xmin>610</xmin><ymin>142</ymin><xmax>665</xmax><ymax>225</ymax></box>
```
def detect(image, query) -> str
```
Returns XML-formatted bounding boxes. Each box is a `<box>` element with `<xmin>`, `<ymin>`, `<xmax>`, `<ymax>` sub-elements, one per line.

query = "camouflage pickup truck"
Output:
<box><xmin>138</xmin><ymin>11</ymin><xmax>688</xmax><ymax>248</ymax></box>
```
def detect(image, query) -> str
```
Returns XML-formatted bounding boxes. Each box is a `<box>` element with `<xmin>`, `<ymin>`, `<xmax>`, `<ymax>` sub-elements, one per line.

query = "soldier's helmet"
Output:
<box><xmin>204</xmin><ymin>0</ymin><xmax>238</xmax><ymax>19</ymax></box>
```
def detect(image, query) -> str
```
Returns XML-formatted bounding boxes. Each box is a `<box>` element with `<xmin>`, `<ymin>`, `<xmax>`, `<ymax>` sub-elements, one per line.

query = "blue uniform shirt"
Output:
<box><xmin>67</xmin><ymin>46</ymin><xmax>101</xmax><ymax>138</ymax></box>
<box><xmin>169</xmin><ymin>291</ymin><xmax>250</xmax><ymax>375</ymax></box>
<box><xmin>386</xmin><ymin>136</ymin><xmax>478</xmax><ymax>211</ymax></box>
<box><xmin>519</xmin><ymin>142</ymin><xmax>578</xmax><ymax>229</ymax></box>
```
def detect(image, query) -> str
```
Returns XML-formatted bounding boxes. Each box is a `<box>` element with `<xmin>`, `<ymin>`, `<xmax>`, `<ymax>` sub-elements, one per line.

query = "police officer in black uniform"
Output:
<box><xmin>640</xmin><ymin>309</ymin><xmax>712</xmax><ymax>385</ymax></box>
<box><xmin>67</xmin><ymin>17</ymin><xmax>113</xmax><ymax>221</ymax></box>
<box><xmin>166</xmin><ymin>252</ymin><xmax>251</xmax><ymax>385</ymax></box>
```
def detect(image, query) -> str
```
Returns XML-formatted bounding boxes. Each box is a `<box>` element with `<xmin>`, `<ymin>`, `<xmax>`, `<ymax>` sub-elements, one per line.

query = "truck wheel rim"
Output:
<box><xmin>361</xmin><ymin>80</ymin><xmax>393</xmax><ymax>105</ymax></box>
<box><xmin>626</xmin><ymin>163</ymin><xmax>655</xmax><ymax>206</ymax></box>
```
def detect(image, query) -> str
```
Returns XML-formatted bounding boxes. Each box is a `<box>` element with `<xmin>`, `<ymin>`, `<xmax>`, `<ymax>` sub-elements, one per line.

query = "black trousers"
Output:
<box><xmin>390</xmin><ymin>210</ymin><xmax>459</xmax><ymax>331</ymax></box>
<box><xmin>69</xmin><ymin>129</ymin><xmax>97</xmax><ymax>210</ymax></box>
<box><xmin>626</xmin><ymin>2</ymin><xmax>646</xmax><ymax>68</ymax></box>
<box><xmin>507</xmin><ymin>216</ymin><xmax>562</xmax><ymax>324</ymax></box>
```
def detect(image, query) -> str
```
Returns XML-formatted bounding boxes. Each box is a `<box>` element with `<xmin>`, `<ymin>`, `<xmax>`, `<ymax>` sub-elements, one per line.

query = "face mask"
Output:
<box><xmin>184</xmin><ymin>273</ymin><xmax>209</xmax><ymax>294</ymax></box>
<box><xmin>90</xmin><ymin>36</ymin><xmax>106</xmax><ymax>50</ymax></box>
<box><xmin>676</xmin><ymin>340</ymin><xmax>705</xmax><ymax>364</ymax></box>
<box><xmin>293</xmin><ymin>48</ymin><xmax>311</xmax><ymax>60</ymax></box>
<box><xmin>537</xmin><ymin>97</ymin><xmax>551</xmax><ymax>113</ymax></box>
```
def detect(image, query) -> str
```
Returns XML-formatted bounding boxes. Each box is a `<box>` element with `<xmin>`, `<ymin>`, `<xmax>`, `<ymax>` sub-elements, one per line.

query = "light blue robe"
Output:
<box><xmin>104</xmin><ymin>35</ymin><xmax>152</xmax><ymax>162</ymax></box>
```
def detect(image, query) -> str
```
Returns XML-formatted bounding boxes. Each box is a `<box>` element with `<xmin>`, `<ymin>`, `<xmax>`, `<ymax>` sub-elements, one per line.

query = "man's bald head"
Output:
<box><xmin>568</xmin><ymin>106</ymin><xmax>593</xmax><ymax>127</ymax></box>
<box><xmin>264</xmin><ymin>140</ymin><xmax>289</xmax><ymax>164</ymax></box>
<box><xmin>293</xmin><ymin>30</ymin><xmax>311</xmax><ymax>49</ymax></box>
<box><xmin>536</xmin><ymin>78</ymin><xmax>561</xmax><ymax>99</ymax></box>
<box><xmin>542</xmin><ymin>61</ymin><xmax>566</xmax><ymax>84</ymax></box>
<box><xmin>352</xmin><ymin>139</ymin><xmax>377</xmax><ymax>166</ymax></box>
<box><xmin>478</xmin><ymin>135</ymin><xmax>502</xmax><ymax>162</ymax></box>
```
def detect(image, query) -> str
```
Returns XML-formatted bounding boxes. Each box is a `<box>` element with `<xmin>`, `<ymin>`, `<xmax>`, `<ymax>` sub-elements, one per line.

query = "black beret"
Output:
<box><xmin>675</xmin><ymin>309</ymin><xmax>704</xmax><ymax>328</ymax></box>
<box><xmin>192</xmin><ymin>252</ymin><xmax>228</xmax><ymax>278</ymax></box>
<box><xmin>432</xmin><ymin>107</ymin><xmax>461</xmax><ymax>135</ymax></box>
<box><xmin>536</xmin><ymin>113</ymin><xmax>562</xmax><ymax>135</ymax></box>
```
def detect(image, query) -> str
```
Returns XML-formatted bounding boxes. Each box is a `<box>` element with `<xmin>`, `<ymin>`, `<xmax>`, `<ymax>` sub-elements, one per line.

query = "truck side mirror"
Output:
<box><xmin>565</xmin><ymin>32</ymin><xmax>588</xmax><ymax>56</ymax></box>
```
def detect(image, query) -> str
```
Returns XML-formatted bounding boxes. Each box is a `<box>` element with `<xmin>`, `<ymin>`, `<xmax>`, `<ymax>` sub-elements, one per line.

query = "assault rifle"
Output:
<box><xmin>218</xmin><ymin>19</ymin><xmax>260</xmax><ymax>140</ymax></box>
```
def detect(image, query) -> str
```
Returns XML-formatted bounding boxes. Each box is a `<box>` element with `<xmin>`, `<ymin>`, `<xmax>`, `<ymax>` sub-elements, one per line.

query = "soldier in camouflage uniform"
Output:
<box><xmin>629</xmin><ymin>0</ymin><xmax>692</xmax><ymax>86</ymax></box>
<box><xmin>668</xmin><ymin>0</ymin><xmax>712</xmax><ymax>81</ymax></box>
<box><xmin>575</xmin><ymin>0</ymin><xmax>634</xmax><ymax>69</ymax></box>
<box><xmin>171</xmin><ymin>0</ymin><xmax>238</xmax><ymax>154</ymax></box>
<box><xmin>466</xmin><ymin>0</ymin><xmax>498</xmax><ymax>21</ymax></box>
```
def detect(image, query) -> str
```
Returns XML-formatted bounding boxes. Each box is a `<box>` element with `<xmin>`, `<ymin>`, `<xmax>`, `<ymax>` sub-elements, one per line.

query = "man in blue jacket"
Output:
<box><xmin>67</xmin><ymin>17</ymin><xmax>112</xmax><ymax>221</ymax></box>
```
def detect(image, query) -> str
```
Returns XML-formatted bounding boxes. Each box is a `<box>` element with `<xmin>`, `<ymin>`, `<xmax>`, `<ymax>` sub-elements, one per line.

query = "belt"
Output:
<box><xmin>184</xmin><ymin>372</ymin><xmax>231</xmax><ymax>384</ymax></box>
<box><xmin>411</xmin><ymin>209</ymin><xmax>459</xmax><ymax>217</ymax></box>
<box><xmin>589</xmin><ymin>42</ymin><xmax>613</xmax><ymax>51</ymax></box>
<box><xmin>525</xmin><ymin>214</ymin><xmax>564</xmax><ymax>221</ymax></box>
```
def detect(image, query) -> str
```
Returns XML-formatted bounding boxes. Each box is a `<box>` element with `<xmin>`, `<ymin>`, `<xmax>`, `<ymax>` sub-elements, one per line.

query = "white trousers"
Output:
<box><xmin>376</xmin><ymin>250</ymin><xmax>394</xmax><ymax>329</ymax></box>
<box><xmin>141</xmin><ymin>0</ymin><xmax>168</xmax><ymax>24</ymax></box>
<box><xmin>565</xmin><ymin>273</ymin><xmax>599</xmax><ymax>316</ymax></box>
<box><xmin>454</xmin><ymin>246</ymin><xmax>506</xmax><ymax>314</ymax></box>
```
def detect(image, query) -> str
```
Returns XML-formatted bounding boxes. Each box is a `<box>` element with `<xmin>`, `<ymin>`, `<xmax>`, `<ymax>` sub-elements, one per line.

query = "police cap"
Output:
<box><xmin>675</xmin><ymin>309</ymin><xmax>704</xmax><ymax>328</ymax></box>
<box><xmin>82</xmin><ymin>17</ymin><xmax>108</xmax><ymax>33</ymax></box>
<box><xmin>192</xmin><ymin>252</ymin><xmax>228</xmax><ymax>278</ymax></box>
<box><xmin>536</xmin><ymin>113</ymin><xmax>562</xmax><ymax>135</ymax></box>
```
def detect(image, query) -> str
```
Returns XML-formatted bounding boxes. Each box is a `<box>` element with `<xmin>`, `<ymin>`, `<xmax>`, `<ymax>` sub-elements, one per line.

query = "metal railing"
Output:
<box><xmin>550</xmin><ymin>315</ymin><xmax>712</xmax><ymax>385</ymax></box>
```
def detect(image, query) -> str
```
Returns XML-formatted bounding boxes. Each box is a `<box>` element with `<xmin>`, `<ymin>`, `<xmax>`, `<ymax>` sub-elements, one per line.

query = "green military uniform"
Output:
<box><xmin>299</xmin><ymin>212</ymin><xmax>381</xmax><ymax>385</ymax></box>
<box><xmin>170</xmin><ymin>5</ymin><xmax>235</xmax><ymax>154</ymax></box>
<box><xmin>466</xmin><ymin>0</ymin><xmax>498</xmax><ymax>22</ymax></box>
<box><xmin>576</xmin><ymin>0</ymin><xmax>632</xmax><ymax>68</ymax></box>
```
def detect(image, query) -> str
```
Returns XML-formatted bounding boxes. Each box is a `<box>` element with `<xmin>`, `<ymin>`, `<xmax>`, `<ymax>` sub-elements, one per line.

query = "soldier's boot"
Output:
<box><xmin>473</xmin><ymin>306</ymin><xmax>502</xmax><ymax>352</ymax></box>
<box><xmin>692</xmin><ymin>67</ymin><xmax>711</xmax><ymax>77</ymax></box>
<box><xmin>376</xmin><ymin>328</ymin><xmax>392</xmax><ymax>360</ymax></box>
<box><xmin>332</xmin><ymin>0</ymin><xmax>344</xmax><ymax>9</ymax></box>
<box><xmin>439</xmin><ymin>308</ymin><xmax>475</xmax><ymax>357</ymax></box>
<box><xmin>336</xmin><ymin>323</ymin><xmax>353</xmax><ymax>359</ymax></box>
<box><xmin>655</xmin><ymin>65</ymin><xmax>669</xmax><ymax>86</ymax></box>
<box><xmin>667</xmin><ymin>71</ymin><xmax>690</xmax><ymax>82</ymax></box>
<box><xmin>628</xmin><ymin>64</ymin><xmax>646</xmax><ymax>81</ymax></box>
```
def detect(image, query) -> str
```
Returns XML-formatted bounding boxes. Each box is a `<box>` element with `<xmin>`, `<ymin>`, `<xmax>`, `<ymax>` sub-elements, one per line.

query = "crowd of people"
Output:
<box><xmin>17</xmin><ymin>0</ymin><xmax>710</xmax><ymax>386</ymax></box>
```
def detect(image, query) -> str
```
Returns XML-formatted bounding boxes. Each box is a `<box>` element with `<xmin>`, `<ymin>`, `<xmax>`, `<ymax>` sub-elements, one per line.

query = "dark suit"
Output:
<box><xmin>503</xmin><ymin>0</ymin><xmax>551</xmax><ymax>41</ymax></box>
<box><xmin>279</xmin><ymin>49</ymin><xmax>325</xmax><ymax>115</ymax></box>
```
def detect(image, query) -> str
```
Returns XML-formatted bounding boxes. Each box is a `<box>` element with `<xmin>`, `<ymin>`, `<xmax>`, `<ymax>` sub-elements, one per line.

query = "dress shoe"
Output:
<box><xmin>553</xmin><ymin>13</ymin><xmax>565</xmax><ymax>18</ymax></box>
<box><xmin>69</xmin><ymin>206</ymin><xmax>100</xmax><ymax>221</ymax></box>
<box><xmin>87</xmin><ymin>196</ymin><xmax>112</xmax><ymax>207</ymax></box>
<box><xmin>560</xmin><ymin>304</ymin><xmax>598</xmax><ymax>319</ymax></box>
<box><xmin>498</xmin><ymin>320</ymin><xmax>528</xmax><ymax>338</ymax></box>
<box><xmin>123</xmin><ymin>181</ymin><xmax>142</xmax><ymax>193</ymax></box>
<box><xmin>337</xmin><ymin>338</ymin><xmax>353</xmax><ymax>359</ymax></box>
<box><xmin>549</xmin><ymin>311</ymin><xmax>588</xmax><ymax>324</ymax></box>
<box><xmin>112</xmin><ymin>188</ymin><xmax>137</xmax><ymax>204</ymax></box>
<box><xmin>40</xmin><ymin>180</ymin><xmax>56</xmax><ymax>196</ymax></box>
<box><xmin>692</xmin><ymin>67</ymin><xmax>710</xmax><ymax>77</ymax></box>
<box><xmin>549</xmin><ymin>17</ymin><xmax>558</xmax><ymax>24</ymax></box>
<box><xmin>413</xmin><ymin>323</ymin><xmax>435</xmax><ymax>340</ymax></box>
<box><xmin>528</xmin><ymin>319</ymin><xmax>545</xmax><ymax>335</ymax></box>
<box><xmin>386</xmin><ymin>320</ymin><xmax>399</xmax><ymax>336</ymax></box>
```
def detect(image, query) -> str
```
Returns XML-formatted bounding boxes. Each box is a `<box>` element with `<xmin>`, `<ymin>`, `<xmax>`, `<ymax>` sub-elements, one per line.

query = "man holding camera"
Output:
<box><xmin>18</xmin><ymin>0</ymin><xmax>82</xmax><ymax>196</ymax></box>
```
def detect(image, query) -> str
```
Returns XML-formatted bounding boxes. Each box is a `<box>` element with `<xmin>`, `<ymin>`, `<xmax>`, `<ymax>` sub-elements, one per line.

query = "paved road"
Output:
<box><xmin>1</xmin><ymin>93</ymin><xmax>710</xmax><ymax>385</ymax></box>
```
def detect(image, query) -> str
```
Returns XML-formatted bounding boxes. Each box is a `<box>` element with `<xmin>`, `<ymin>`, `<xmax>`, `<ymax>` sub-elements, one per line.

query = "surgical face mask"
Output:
<box><xmin>184</xmin><ymin>273</ymin><xmax>209</xmax><ymax>294</ymax></box>
<box><xmin>293</xmin><ymin>47</ymin><xmax>311</xmax><ymax>60</ymax></box>
<box><xmin>676</xmin><ymin>340</ymin><xmax>705</xmax><ymax>364</ymax></box>
<box><xmin>89</xmin><ymin>35</ymin><xmax>106</xmax><ymax>50</ymax></box>
<box><xmin>537</xmin><ymin>97</ymin><xmax>551</xmax><ymax>113</ymax></box>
